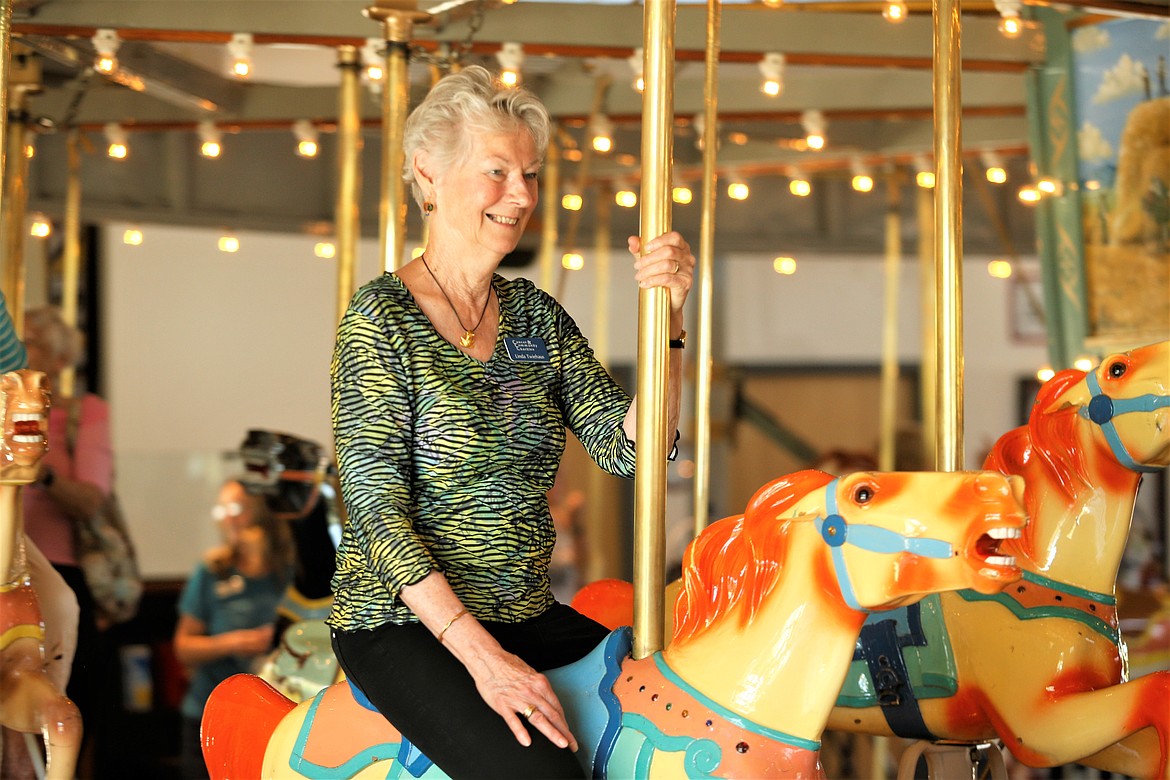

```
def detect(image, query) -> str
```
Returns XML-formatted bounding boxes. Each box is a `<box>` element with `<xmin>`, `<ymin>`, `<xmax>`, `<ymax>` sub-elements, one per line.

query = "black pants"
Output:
<box><xmin>332</xmin><ymin>602</ymin><xmax>609</xmax><ymax>780</ymax></box>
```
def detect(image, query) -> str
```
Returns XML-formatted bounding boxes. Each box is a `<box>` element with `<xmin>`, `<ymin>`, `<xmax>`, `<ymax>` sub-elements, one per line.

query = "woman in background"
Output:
<box><xmin>21</xmin><ymin>306</ymin><xmax>111</xmax><ymax>748</ymax></box>
<box><xmin>173</xmin><ymin>478</ymin><xmax>292</xmax><ymax>779</ymax></box>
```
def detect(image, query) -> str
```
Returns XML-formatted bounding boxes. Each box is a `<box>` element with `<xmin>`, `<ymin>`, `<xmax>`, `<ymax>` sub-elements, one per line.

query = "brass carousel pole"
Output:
<box><xmin>633</xmin><ymin>0</ymin><xmax>676</xmax><ymax>660</ymax></box>
<box><xmin>878</xmin><ymin>171</ymin><xmax>902</xmax><ymax>472</ymax></box>
<box><xmin>1</xmin><ymin>86</ymin><xmax>29</xmax><ymax>330</ymax></box>
<box><xmin>365</xmin><ymin>2</ymin><xmax>429</xmax><ymax>273</ymax></box>
<box><xmin>59</xmin><ymin>129</ymin><xmax>83</xmax><ymax>397</ymax></box>
<box><xmin>335</xmin><ymin>45</ymin><xmax>363</xmax><ymax>322</ymax></box>
<box><xmin>917</xmin><ymin>184</ymin><xmax>937</xmax><ymax>468</ymax></box>
<box><xmin>585</xmin><ymin>184</ymin><xmax>619</xmax><ymax>582</ymax></box>
<box><xmin>932</xmin><ymin>0</ymin><xmax>963</xmax><ymax>472</ymax></box>
<box><xmin>692</xmin><ymin>0</ymin><xmax>720</xmax><ymax>537</ymax></box>
<box><xmin>539</xmin><ymin>134</ymin><xmax>560</xmax><ymax>294</ymax></box>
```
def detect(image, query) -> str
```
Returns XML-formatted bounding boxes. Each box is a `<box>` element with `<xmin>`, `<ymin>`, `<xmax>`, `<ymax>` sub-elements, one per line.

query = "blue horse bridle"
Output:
<box><xmin>1078</xmin><ymin>370</ymin><xmax>1170</xmax><ymax>474</ymax></box>
<box><xmin>813</xmin><ymin>478</ymin><xmax>954</xmax><ymax>613</ymax></box>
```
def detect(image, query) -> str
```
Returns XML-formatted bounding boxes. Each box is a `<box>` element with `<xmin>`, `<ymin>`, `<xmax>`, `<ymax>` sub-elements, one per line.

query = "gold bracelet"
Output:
<box><xmin>436</xmin><ymin>607</ymin><xmax>469</xmax><ymax>644</ymax></box>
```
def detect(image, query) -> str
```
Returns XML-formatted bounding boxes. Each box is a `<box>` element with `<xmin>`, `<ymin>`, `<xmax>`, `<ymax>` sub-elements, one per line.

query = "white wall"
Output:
<box><xmin>102</xmin><ymin>222</ymin><xmax>1048</xmax><ymax>577</ymax></box>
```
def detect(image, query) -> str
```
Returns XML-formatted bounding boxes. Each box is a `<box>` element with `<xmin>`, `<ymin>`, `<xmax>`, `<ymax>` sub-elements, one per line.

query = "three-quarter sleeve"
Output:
<box><xmin>331</xmin><ymin>292</ymin><xmax>436</xmax><ymax>609</ymax></box>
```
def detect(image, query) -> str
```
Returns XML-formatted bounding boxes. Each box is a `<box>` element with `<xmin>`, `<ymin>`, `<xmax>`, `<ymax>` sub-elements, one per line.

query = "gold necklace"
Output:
<box><xmin>421</xmin><ymin>255</ymin><xmax>492</xmax><ymax>348</ymax></box>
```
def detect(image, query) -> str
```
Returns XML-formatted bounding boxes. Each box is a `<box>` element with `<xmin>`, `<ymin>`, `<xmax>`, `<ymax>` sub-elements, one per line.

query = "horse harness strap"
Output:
<box><xmin>956</xmin><ymin>570</ymin><xmax>1120</xmax><ymax>644</ymax></box>
<box><xmin>1080</xmin><ymin>371</ymin><xmax>1170</xmax><ymax>473</ymax></box>
<box><xmin>815</xmin><ymin>478</ymin><xmax>955</xmax><ymax>613</ymax></box>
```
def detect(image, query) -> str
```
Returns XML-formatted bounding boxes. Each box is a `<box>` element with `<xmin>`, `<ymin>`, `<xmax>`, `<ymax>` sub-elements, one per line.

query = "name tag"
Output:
<box><xmin>503</xmin><ymin>337</ymin><xmax>550</xmax><ymax>362</ymax></box>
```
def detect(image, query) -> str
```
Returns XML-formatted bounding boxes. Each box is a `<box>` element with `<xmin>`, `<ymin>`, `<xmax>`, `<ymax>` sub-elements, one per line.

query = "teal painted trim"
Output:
<box><xmin>919</xmin><ymin>674</ymin><xmax>958</xmax><ymax>697</ymax></box>
<box><xmin>652</xmin><ymin>653</ymin><xmax>821</xmax><ymax>751</ymax></box>
<box><xmin>1022</xmin><ymin>570</ymin><xmax>1117</xmax><ymax>605</ymax></box>
<box><xmin>835</xmin><ymin>693</ymin><xmax>875</xmax><ymax>708</ymax></box>
<box><xmin>287</xmin><ymin>688</ymin><xmax>403</xmax><ymax>779</ymax></box>
<box><xmin>621</xmin><ymin>713</ymin><xmax>723</xmax><ymax>780</ymax></box>
<box><xmin>957</xmin><ymin>589</ymin><xmax>1120</xmax><ymax>644</ymax></box>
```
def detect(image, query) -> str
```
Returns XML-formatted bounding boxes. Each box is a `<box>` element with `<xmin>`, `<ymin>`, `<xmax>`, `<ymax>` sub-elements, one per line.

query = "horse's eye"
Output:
<box><xmin>854</xmin><ymin>485</ymin><xmax>874</xmax><ymax>504</ymax></box>
<box><xmin>1108</xmin><ymin>361</ymin><xmax>1126</xmax><ymax>379</ymax></box>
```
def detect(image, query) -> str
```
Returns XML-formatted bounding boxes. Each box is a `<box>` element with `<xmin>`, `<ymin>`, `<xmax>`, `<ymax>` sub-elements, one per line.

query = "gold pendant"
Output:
<box><xmin>459</xmin><ymin>331</ymin><xmax>476</xmax><ymax>348</ymax></box>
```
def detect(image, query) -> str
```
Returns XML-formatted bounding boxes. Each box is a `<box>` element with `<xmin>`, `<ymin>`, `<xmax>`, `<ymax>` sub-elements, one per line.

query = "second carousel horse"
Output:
<box><xmin>201</xmin><ymin>467</ymin><xmax>1027</xmax><ymax>779</ymax></box>
<box><xmin>828</xmin><ymin>340</ymin><xmax>1170</xmax><ymax>779</ymax></box>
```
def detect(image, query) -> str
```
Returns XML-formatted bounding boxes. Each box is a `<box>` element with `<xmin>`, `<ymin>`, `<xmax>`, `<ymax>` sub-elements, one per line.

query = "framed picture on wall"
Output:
<box><xmin>1010</xmin><ymin>271</ymin><xmax>1047</xmax><ymax>344</ymax></box>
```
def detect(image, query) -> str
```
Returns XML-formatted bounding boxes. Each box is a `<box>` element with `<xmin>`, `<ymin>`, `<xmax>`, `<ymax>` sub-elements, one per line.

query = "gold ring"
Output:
<box><xmin>522</xmin><ymin>705</ymin><xmax>536</xmax><ymax>720</ymax></box>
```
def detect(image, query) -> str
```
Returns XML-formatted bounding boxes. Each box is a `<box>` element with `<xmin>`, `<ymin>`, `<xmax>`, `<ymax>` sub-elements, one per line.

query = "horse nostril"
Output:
<box><xmin>974</xmin><ymin>471</ymin><xmax>1009</xmax><ymax>498</ymax></box>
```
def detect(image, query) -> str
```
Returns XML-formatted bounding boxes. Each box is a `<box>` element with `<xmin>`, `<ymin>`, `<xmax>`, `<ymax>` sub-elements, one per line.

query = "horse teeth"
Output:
<box><xmin>13</xmin><ymin>434</ymin><xmax>42</xmax><ymax>443</ymax></box>
<box><xmin>987</xmin><ymin>527</ymin><xmax>1021</xmax><ymax>539</ymax></box>
<box><xmin>11</xmin><ymin>413</ymin><xmax>40</xmax><ymax>422</ymax></box>
<box><xmin>986</xmin><ymin>555</ymin><xmax>1015</xmax><ymax>567</ymax></box>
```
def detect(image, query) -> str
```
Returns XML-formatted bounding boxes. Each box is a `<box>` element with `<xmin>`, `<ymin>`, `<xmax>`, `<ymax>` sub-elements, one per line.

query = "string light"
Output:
<box><xmin>104</xmin><ymin>123</ymin><xmax>129</xmax><ymax>159</ymax></box>
<box><xmin>561</xmin><ymin>187</ymin><xmax>583</xmax><ymax>211</ymax></box>
<box><xmin>727</xmin><ymin>174</ymin><xmax>750</xmax><ymax>201</ymax></box>
<box><xmin>981</xmin><ymin>151</ymin><xmax>1008</xmax><ymax>184</ymax></box>
<box><xmin>1017</xmin><ymin>184</ymin><xmax>1041</xmax><ymax>204</ymax></box>
<box><xmin>314</xmin><ymin>242</ymin><xmax>336</xmax><ymax>259</ymax></box>
<box><xmin>788</xmin><ymin>169</ymin><xmax>812</xmax><ymax>197</ymax></box>
<box><xmin>496</xmin><ymin>43</ymin><xmax>524</xmax><ymax>87</ymax></box>
<box><xmin>801</xmin><ymin>110</ymin><xmax>826</xmax><ymax>151</ymax></box>
<box><xmin>198</xmin><ymin>120</ymin><xmax>223</xmax><ymax>159</ymax></box>
<box><xmin>758</xmin><ymin>53</ymin><xmax>785</xmax><ymax>97</ymax></box>
<box><xmin>123</xmin><ymin>228</ymin><xmax>144</xmax><ymax>246</ymax></box>
<box><xmin>92</xmin><ymin>28</ymin><xmax>120</xmax><ymax>75</ymax></box>
<box><xmin>850</xmin><ymin>158</ymin><xmax>875</xmax><ymax>193</ymax></box>
<box><xmin>672</xmin><ymin>186</ymin><xmax>693</xmax><ymax>205</ymax></box>
<box><xmin>987</xmin><ymin>259</ymin><xmax>1013</xmax><ymax>278</ymax></box>
<box><xmin>561</xmin><ymin>252</ymin><xmax>584</xmax><ymax>270</ymax></box>
<box><xmin>293</xmin><ymin>120</ymin><xmax>319</xmax><ymax>158</ymax></box>
<box><xmin>29</xmin><ymin>213</ymin><xmax>51</xmax><ymax>238</ymax></box>
<box><xmin>629</xmin><ymin>48</ymin><xmax>644</xmax><ymax>93</ymax></box>
<box><xmin>994</xmin><ymin>0</ymin><xmax>1023</xmax><ymax>38</ymax></box>
<box><xmin>914</xmin><ymin>156</ymin><xmax>935</xmax><ymax>189</ymax></box>
<box><xmin>882</xmin><ymin>0</ymin><xmax>908</xmax><ymax>23</ymax></box>
<box><xmin>227</xmin><ymin>33</ymin><xmax>254</xmax><ymax>79</ymax></box>
<box><xmin>590</xmin><ymin>113</ymin><xmax>614</xmax><ymax>153</ymax></box>
<box><xmin>1036</xmin><ymin>177</ymin><xmax>1061</xmax><ymax>196</ymax></box>
<box><xmin>218</xmin><ymin>234</ymin><xmax>240</xmax><ymax>253</ymax></box>
<box><xmin>361</xmin><ymin>38</ymin><xmax>385</xmax><ymax>83</ymax></box>
<box><xmin>773</xmin><ymin>256</ymin><xmax>797</xmax><ymax>275</ymax></box>
<box><xmin>1036</xmin><ymin>366</ymin><xmax>1055</xmax><ymax>382</ymax></box>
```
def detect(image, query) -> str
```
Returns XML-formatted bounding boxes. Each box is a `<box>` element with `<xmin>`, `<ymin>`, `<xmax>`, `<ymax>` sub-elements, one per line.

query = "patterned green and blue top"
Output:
<box><xmin>328</xmin><ymin>273</ymin><xmax>636</xmax><ymax>630</ymax></box>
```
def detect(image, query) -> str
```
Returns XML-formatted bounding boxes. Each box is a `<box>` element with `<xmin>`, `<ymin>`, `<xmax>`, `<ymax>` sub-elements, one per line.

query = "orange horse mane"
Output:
<box><xmin>672</xmin><ymin>469</ymin><xmax>836</xmax><ymax>645</ymax></box>
<box><xmin>984</xmin><ymin>369</ymin><xmax>1091</xmax><ymax>502</ymax></box>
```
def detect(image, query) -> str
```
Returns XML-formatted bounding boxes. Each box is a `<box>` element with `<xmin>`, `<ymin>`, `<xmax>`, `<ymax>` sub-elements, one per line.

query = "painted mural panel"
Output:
<box><xmin>1073</xmin><ymin>19</ymin><xmax>1169</xmax><ymax>345</ymax></box>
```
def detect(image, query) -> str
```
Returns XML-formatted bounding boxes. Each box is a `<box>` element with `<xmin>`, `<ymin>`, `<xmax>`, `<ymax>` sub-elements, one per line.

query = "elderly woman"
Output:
<box><xmin>21</xmin><ymin>306</ymin><xmax>113</xmax><ymax>739</ymax></box>
<box><xmin>329</xmin><ymin>66</ymin><xmax>693</xmax><ymax>778</ymax></box>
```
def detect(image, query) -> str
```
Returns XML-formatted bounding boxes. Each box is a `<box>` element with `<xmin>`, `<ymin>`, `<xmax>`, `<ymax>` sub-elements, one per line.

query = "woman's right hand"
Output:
<box><xmin>468</xmin><ymin>646</ymin><xmax>578</xmax><ymax>752</ymax></box>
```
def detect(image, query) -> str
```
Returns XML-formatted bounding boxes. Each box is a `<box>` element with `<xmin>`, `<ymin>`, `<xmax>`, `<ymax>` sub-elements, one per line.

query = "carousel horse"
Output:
<box><xmin>239</xmin><ymin>429</ymin><xmax>343</xmax><ymax>701</ymax></box>
<box><xmin>826</xmin><ymin>340</ymin><xmax>1170</xmax><ymax>779</ymax></box>
<box><xmin>201</xmin><ymin>467</ymin><xmax>1027</xmax><ymax>779</ymax></box>
<box><xmin>0</xmin><ymin>370</ymin><xmax>82</xmax><ymax>780</ymax></box>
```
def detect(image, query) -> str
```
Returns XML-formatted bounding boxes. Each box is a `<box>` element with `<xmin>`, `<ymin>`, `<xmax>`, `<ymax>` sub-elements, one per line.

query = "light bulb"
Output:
<box><xmin>123</xmin><ymin>228</ymin><xmax>143</xmax><ymax>246</ymax></box>
<box><xmin>92</xmin><ymin>29</ymin><xmax>120</xmax><ymax>75</ymax></box>
<box><xmin>615</xmin><ymin>189</ymin><xmax>637</xmax><ymax>208</ymax></box>
<box><xmin>672</xmin><ymin>186</ymin><xmax>693</xmax><ymax>204</ymax></box>
<box><xmin>773</xmin><ymin>256</ymin><xmax>797</xmax><ymax>275</ymax></box>
<box><xmin>218</xmin><ymin>235</ymin><xmax>240</xmax><ymax>253</ymax></box>
<box><xmin>1037</xmin><ymin>366</ymin><xmax>1055</xmax><ymax>382</ymax></box>
<box><xmin>987</xmin><ymin>260</ymin><xmax>1013</xmax><ymax>278</ymax></box>
<box><xmin>496</xmin><ymin>43</ymin><xmax>524</xmax><ymax>88</ymax></box>
<box><xmin>789</xmin><ymin>177</ymin><xmax>811</xmax><ymax>197</ymax></box>
<box><xmin>758</xmin><ymin>53</ymin><xmax>785</xmax><ymax>98</ymax></box>
<box><xmin>561</xmin><ymin>253</ymin><xmax>584</xmax><ymax>270</ymax></box>
<box><xmin>1018</xmin><ymin>185</ymin><xmax>1041</xmax><ymax>204</ymax></box>
<box><xmin>104</xmin><ymin>123</ymin><xmax>129</xmax><ymax>160</ymax></box>
<box><xmin>561</xmin><ymin>192</ymin><xmax>583</xmax><ymax>211</ymax></box>
<box><xmin>29</xmin><ymin>214</ymin><xmax>51</xmax><ymax>238</ymax></box>
<box><xmin>198</xmin><ymin>120</ymin><xmax>223</xmax><ymax>159</ymax></box>
<box><xmin>1073</xmin><ymin>357</ymin><xmax>1095</xmax><ymax>372</ymax></box>
<box><xmin>882</xmin><ymin>0</ymin><xmax>908</xmax><ymax>23</ymax></box>
<box><xmin>293</xmin><ymin>119</ymin><xmax>320</xmax><ymax>158</ymax></box>
<box><xmin>228</xmin><ymin>33</ymin><xmax>253</xmax><ymax>79</ymax></box>
<box><xmin>998</xmin><ymin>13</ymin><xmax>1022</xmax><ymax>38</ymax></box>
<box><xmin>727</xmin><ymin>180</ymin><xmax>750</xmax><ymax>201</ymax></box>
<box><xmin>314</xmin><ymin>242</ymin><xmax>336</xmax><ymax>259</ymax></box>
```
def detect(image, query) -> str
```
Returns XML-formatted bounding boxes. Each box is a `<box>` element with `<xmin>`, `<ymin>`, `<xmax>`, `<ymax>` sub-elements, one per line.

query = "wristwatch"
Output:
<box><xmin>39</xmin><ymin>466</ymin><xmax>56</xmax><ymax>489</ymax></box>
<box><xmin>669</xmin><ymin>329</ymin><xmax>687</xmax><ymax>349</ymax></box>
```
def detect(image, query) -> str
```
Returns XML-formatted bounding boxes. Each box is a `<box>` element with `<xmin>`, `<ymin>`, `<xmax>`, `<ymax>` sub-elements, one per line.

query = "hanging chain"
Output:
<box><xmin>409</xmin><ymin>1</ymin><xmax>486</xmax><ymax>72</ymax></box>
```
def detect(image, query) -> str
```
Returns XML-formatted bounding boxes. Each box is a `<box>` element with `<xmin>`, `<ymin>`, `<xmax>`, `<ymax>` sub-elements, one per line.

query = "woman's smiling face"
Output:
<box><xmin>427</xmin><ymin>124</ymin><xmax>540</xmax><ymax>261</ymax></box>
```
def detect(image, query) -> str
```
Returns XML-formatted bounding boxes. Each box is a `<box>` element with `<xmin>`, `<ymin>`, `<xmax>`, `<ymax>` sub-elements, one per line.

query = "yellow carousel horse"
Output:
<box><xmin>827</xmin><ymin>340</ymin><xmax>1170</xmax><ymax>778</ymax></box>
<box><xmin>0</xmin><ymin>370</ymin><xmax>82</xmax><ymax>780</ymax></box>
<box><xmin>201</xmin><ymin>467</ymin><xmax>1026</xmax><ymax>779</ymax></box>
